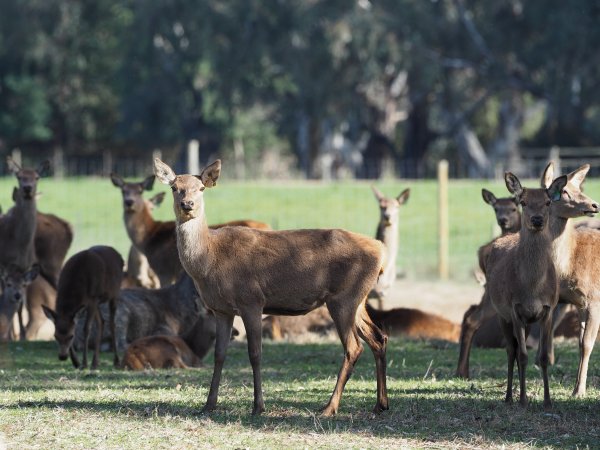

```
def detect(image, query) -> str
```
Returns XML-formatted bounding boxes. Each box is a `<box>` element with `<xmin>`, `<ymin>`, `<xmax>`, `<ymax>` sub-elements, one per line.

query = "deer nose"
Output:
<box><xmin>531</xmin><ymin>215</ymin><xmax>544</xmax><ymax>228</ymax></box>
<box><xmin>23</xmin><ymin>186</ymin><xmax>32</xmax><ymax>195</ymax></box>
<box><xmin>498</xmin><ymin>218</ymin><xmax>508</xmax><ymax>226</ymax></box>
<box><xmin>593</xmin><ymin>203</ymin><xmax>599</xmax><ymax>211</ymax></box>
<box><xmin>180</xmin><ymin>201</ymin><xmax>194</xmax><ymax>211</ymax></box>
<box><xmin>13</xmin><ymin>292</ymin><xmax>21</xmax><ymax>301</ymax></box>
<box><xmin>124</xmin><ymin>199</ymin><xmax>134</xmax><ymax>208</ymax></box>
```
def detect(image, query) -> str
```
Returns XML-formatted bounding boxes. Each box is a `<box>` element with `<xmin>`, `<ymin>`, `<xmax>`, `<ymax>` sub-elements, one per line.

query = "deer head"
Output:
<box><xmin>153</xmin><ymin>158</ymin><xmax>221</xmax><ymax>223</ymax></box>
<box><xmin>110</xmin><ymin>173</ymin><xmax>155</xmax><ymax>213</ymax></box>
<box><xmin>0</xmin><ymin>264</ymin><xmax>39</xmax><ymax>340</ymax></box>
<box><xmin>7</xmin><ymin>157</ymin><xmax>50</xmax><ymax>201</ymax></box>
<box><xmin>505</xmin><ymin>172</ymin><xmax>567</xmax><ymax>233</ymax></box>
<box><xmin>540</xmin><ymin>162</ymin><xmax>599</xmax><ymax>219</ymax></box>
<box><xmin>481</xmin><ymin>189</ymin><xmax>520</xmax><ymax>234</ymax></box>
<box><xmin>42</xmin><ymin>305</ymin><xmax>79</xmax><ymax>361</ymax></box>
<box><xmin>372</xmin><ymin>186</ymin><xmax>410</xmax><ymax>227</ymax></box>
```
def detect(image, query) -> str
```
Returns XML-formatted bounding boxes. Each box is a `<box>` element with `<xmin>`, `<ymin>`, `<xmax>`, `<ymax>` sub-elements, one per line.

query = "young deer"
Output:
<box><xmin>365</xmin><ymin>303</ymin><xmax>461</xmax><ymax>343</ymax></box>
<box><xmin>481</xmin><ymin>189</ymin><xmax>521</xmax><ymax>234</ymax></box>
<box><xmin>487</xmin><ymin>172</ymin><xmax>567</xmax><ymax>408</ymax></box>
<box><xmin>369</xmin><ymin>186</ymin><xmax>410</xmax><ymax>309</ymax></box>
<box><xmin>154</xmin><ymin>158</ymin><xmax>388</xmax><ymax>417</ymax></box>
<box><xmin>111</xmin><ymin>173</ymin><xmax>270</xmax><ymax>286</ymax></box>
<box><xmin>121</xmin><ymin>335</ymin><xmax>203</xmax><ymax>370</ymax></box>
<box><xmin>0</xmin><ymin>264</ymin><xmax>40</xmax><ymax>340</ymax></box>
<box><xmin>43</xmin><ymin>246</ymin><xmax>124</xmax><ymax>369</ymax></box>
<box><xmin>456</xmin><ymin>163</ymin><xmax>598</xmax><ymax>379</ymax></box>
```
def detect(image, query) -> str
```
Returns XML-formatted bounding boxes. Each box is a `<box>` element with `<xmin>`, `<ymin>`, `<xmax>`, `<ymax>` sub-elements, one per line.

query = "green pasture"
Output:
<box><xmin>0</xmin><ymin>338</ymin><xmax>598</xmax><ymax>448</ymax></box>
<box><xmin>1</xmin><ymin>175</ymin><xmax>599</xmax><ymax>280</ymax></box>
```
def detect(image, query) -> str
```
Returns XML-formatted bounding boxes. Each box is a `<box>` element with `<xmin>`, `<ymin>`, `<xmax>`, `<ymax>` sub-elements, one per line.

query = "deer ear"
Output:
<box><xmin>481</xmin><ymin>189</ymin><xmax>497</xmax><ymax>206</ymax></box>
<box><xmin>541</xmin><ymin>161</ymin><xmax>555</xmax><ymax>188</ymax></box>
<box><xmin>110</xmin><ymin>173</ymin><xmax>124</xmax><ymax>188</ymax></box>
<box><xmin>397</xmin><ymin>188</ymin><xmax>410</xmax><ymax>205</ymax></box>
<box><xmin>6</xmin><ymin>156</ymin><xmax>21</xmax><ymax>174</ymax></box>
<box><xmin>42</xmin><ymin>305</ymin><xmax>56</xmax><ymax>322</ymax></box>
<box><xmin>37</xmin><ymin>160</ymin><xmax>51</xmax><ymax>177</ymax></box>
<box><xmin>25</xmin><ymin>264</ymin><xmax>40</xmax><ymax>284</ymax></box>
<box><xmin>12</xmin><ymin>187</ymin><xmax>17</xmax><ymax>202</ymax></box>
<box><xmin>149</xmin><ymin>192</ymin><xmax>165</xmax><ymax>208</ymax></box>
<box><xmin>548</xmin><ymin>175</ymin><xmax>568</xmax><ymax>202</ymax></box>
<box><xmin>199</xmin><ymin>160</ymin><xmax>221</xmax><ymax>188</ymax></box>
<box><xmin>153</xmin><ymin>158</ymin><xmax>176</xmax><ymax>185</ymax></box>
<box><xmin>567</xmin><ymin>164</ymin><xmax>590</xmax><ymax>189</ymax></box>
<box><xmin>505</xmin><ymin>172</ymin><xmax>523</xmax><ymax>198</ymax></box>
<box><xmin>141</xmin><ymin>175</ymin><xmax>155</xmax><ymax>191</ymax></box>
<box><xmin>371</xmin><ymin>186</ymin><xmax>385</xmax><ymax>201</ymax></box>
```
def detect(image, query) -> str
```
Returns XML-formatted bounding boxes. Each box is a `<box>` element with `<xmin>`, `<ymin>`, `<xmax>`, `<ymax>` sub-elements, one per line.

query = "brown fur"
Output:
<box><xmin>154</xmin><ymin>158</ymin><xmax>388</xmax><ymax>417</ymax></box>
<box><xmin>262</xmin><ymin>307</ymin><xmax>334</xmax><ymax>340</ymax></box>
<box><xmin>456</xmin><ymin>164</ymin><xmax>599</xmax><ymax>381</ymax></box>
<box><xmin>366</xmin><ymin>303</ymin><xmax>460</xmax><ymax>343</ymax></box>
<box><xmin>111</xmin><ymin>173</ymin><xmax>270</xmax><ymax>286</ymax></box>
<box><xmin>121</xmin><ymin>335</ymin><xmax>202</xmax><ymax>370</ymax></box>
<box><xmin>43</xmin><ymin>246</ymin><xmax>124</xmax><ymax>370</ymax></box>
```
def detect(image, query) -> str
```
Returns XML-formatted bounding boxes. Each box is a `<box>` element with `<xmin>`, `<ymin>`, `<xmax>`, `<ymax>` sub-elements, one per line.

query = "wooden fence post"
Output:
<box><xmin>438</xmin><ymin>159</ymin><xmax>449</xmax><ymax>280</ymax></box>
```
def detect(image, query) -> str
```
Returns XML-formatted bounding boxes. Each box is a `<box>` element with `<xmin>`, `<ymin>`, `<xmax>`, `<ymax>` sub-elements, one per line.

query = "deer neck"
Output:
<box><xmin>124</xmin><ymin>206</ymin><xmax>155</xmax><ymax>249</ymax></box>
<box><xmin>11</xmin><ymin>195</ymin><xmax>37</xmax><ymax>240</ymax></box>
<box><xmin>516</xmin><ymin>228</ymin><xmax>552</xmax><ymax>285</ymax></box>
<box><xmin>175</xmin><ymin>211</ymin><xmax>211</xmax><ymax>275</ymax></box>
<box><xmin>550</xmin><ymin>217</ymin><xmax>576</xmax><ymax>278</ymax></box>
<box><xmin>376</xmin><ymin>219</ymin><xmax>399</xmax><ymax>284</ymax></box>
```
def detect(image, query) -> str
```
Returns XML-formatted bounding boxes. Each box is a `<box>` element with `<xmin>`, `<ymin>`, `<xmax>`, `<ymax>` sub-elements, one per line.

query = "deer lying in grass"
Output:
<box><xmin>154</xmin><ymin>158</ymin><xmax>388</xmax><ymax>416</ymax></box>
<box><xmin>369</xmin><ymin>186</ymin><xmax>410</xmax><ymax>309</ymax></box>
<box><xmin>43</xmin><ymin>246</ymin><xmax>123</xmax><ymax>369</ymax></box>
<box><xmin>365</xmin><ymin>303</ymin><xmax>460</xmax><ymax>343</ymax></box>
<box><xmin>111</xmin><ymin>173</ymin><xmax>270</xmax><ymax>286</ymax></box>
<box><xmin>121</xmin><ymin>335</ymin><xmax>203</xmax><ymax>370</ymax></box>
<box><xmin>456</xmin><ymin>163</ymin><xmax>598</xmax><ymax>379</ymax></box>
<box><xmin>487</xmin><ymin>172</ymin><xmax>567</xmax><ymax>408</ymax></box>
<box><xmin>262</xmin><ymin>307</ymin><xmax>334</xmax><ymax>341</ymax></box>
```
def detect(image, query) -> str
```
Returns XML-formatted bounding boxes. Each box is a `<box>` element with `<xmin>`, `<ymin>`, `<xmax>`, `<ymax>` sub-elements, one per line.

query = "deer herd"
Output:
<box><xmin>1</xmin><ymin>155</ymin><xmax>600</xmax><ymax>416</ymax></box>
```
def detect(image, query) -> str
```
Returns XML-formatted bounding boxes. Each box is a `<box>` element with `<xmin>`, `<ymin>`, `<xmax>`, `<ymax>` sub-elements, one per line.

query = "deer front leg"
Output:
<box><xmin>241</xmin><ymin>308</ymin><xmax>266</xmax><ymax>415</ymax></box>
<box><xmin>69</xmin><ymin>345</ymin><xmax>80</xmax><ymax>368</ymax></box>
<box><xmin>81</xmin><ymin>307</ymin><xmax>94</xmax><ymax>369</ymax></box>
<box><xmin>499</xmin><ymin>318</ymin><xmax>516</xmax><ymax>404</ymax></box>
<box><xmin>456</xmin><ymin>292</ymin><xmax>496</xmax><ymax>379</ymax></box>
<box><xmin>572</xmin><ymin>302</ymin><xmax>600</xmax><ymax>397</ymax></box>
<box><xmin>538</xmin><ymin>306</ymin><xmax>553</xmax><ymax>410</ymax></box>
<box><xmin>108</xmin><ymin>298</ymin><xmax>119</xmax><ymax>367</ymax></box>
<box><xmin>513</xmin><ymin>319</ymin><xmax>529</xmax><ymax>408</ymax></box>
<box><xmin>17</xmin><ymin>301</ymin><xmax>26</xmax><ymax>341</ymax></box>
<box><xmin>202</xmin><ymin>313</ymin><xmax>234</xmax><ymax>414</ymax></box>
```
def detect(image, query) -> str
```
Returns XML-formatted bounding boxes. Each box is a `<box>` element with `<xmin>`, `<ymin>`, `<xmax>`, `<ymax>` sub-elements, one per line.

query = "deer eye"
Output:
<box><xmin>171</xmin><ymin>186</ymin><xmax>176</xmax><ymax>192</ymax></box>
<box><xmin>520</xmin><ymin>200</ymin><xmax>526</xmax><ymax>207</ymax></box>
<box><xmin>199</xmin><ymin>186</ymin><xmax>205</xmax><ymax>192</ymax></box>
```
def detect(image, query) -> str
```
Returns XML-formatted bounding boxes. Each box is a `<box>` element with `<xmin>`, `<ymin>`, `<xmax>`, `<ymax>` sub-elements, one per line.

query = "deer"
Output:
<box><xmin>369</xmin><ymin>186</ymin><xmax>410</xmax><ymax>309</ymax></box>
<box><xmin>0</xmin><ymin>265</ymin><xmax>40</xmax><ymax>340</ymax></box>
<box><xmin>73</xmin><ymin>272</ymin><xmax>213</xmax><ymax>355</ymax></box>
<box><xmin>42</xmin><ymin>246</ymin><xmax>124</xmax><ymax>369</ymax></box>
<box><xmin>121</xmin><ymin>335</ymin><xmax>203</xmax><ymax>370</ymax></box>
<box><xmin>154</xmin><ymin>157</ymin><xmax>388</xmax><ymax>417</ymax></box>
<box><xmin>365</xmin><ymin>303</ymin><xmax>461</xmax><ymax>343</ymax></box>
<box><xmin>455</xmin><ymin>163</ymin><xmax>599</xmax><ymax>382</ymax></box>
<box><xmin>486</xmin><ymin>171</ymin><xmax>568</xmax><ymax>408</ymax></box>
<box><xmin>111</xmin><ymin>173</ymin><xmax>270</xmax><ymax>286</ymax></box>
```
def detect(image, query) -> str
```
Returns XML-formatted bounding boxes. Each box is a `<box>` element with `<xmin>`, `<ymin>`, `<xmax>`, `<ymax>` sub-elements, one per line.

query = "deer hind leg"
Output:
<box><xmin>456</xmin><ymin>291</ymin><xmax>496</xmax><ymax>378</ymax></box>
<box><xmin>355</xmin><ymin>301</ymin><xmax>388</xmax><ymax>413</ymax></box>
<box><xmin>572</xmin><ymin>302</ymin><xmax>600</xmax><ymax>397</ymax></box>
<box><xmin>108</xmin><ymin>298</ymin><xmax>119</xmax><ymax>367</ymax></box>
<box><xmin>91</xmin><ymin>306</ymin><xmax>104</xmax><ymax>370</ymax></box>
<box><xmin>321</xmin><ymin>302</ymin><xmax>364</xmax><ymax>417</ymax></box>
<box><xmin>240</xmin><ymin>307</ymin><xmax>266</xmax><ymax>415</ymax></box>
<box><xmin>538</xmin><ymin>306</ymin><xmax>553</xmax><ymax>409</ymax></box>
<box><xmin>499</xmin><ymin>318</ymin><xmax>516</xmax><ymax>404</ymax></box>
<box><xmin>202</xmin><ymin>312</ymin><xmax>234</xmax><ymax>414</ymax></box>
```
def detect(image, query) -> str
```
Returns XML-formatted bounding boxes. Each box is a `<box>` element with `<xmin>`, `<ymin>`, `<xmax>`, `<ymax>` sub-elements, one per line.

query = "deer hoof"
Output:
<box><xmin>373</xmin><ymin>401</ymin><xmax>389</xmax><ymax>414</ymax></box>
<box><xmin>519</xmin><ymin>398</ymin><xmax>528</xmax><ymax>408</ymax></box>
<box><xmin>319</xmin><ymin>405</ymin><xmax>337</xmax><ymax>417</ymax></box>
<box><xmin>504</xmin><ymin>396</ymin><xmax>513</xmax><ymax>405</ymax></box>
<box><xmin>543</xmin><ymin>400</ymin><xmax>552</xmax><ymax>411</ymax></box>
<box><xmin>251</xmin><ymin>405</ymin><xmax>265</xmax><ymax>416</ymax></box>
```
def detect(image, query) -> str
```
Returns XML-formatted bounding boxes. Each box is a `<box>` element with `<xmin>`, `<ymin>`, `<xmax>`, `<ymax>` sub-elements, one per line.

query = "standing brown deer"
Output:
<box><xmin>111</xmin><ymin>173</ymin><xmax>270</xmax><ymax>286</ymax></box>
<box><xmin>487</xmin><ymin>172</ymin><xmax>567</xmax><ymax>408</ymax></box>
<box><xmin>455</xmin><ymin>163</ymin><xmax>599</xmax><ymax>382</ymax></box>
<box><xmin>43</xmin><ymin>246</ymin><xmax>124</xmax><ymax>369</ymax></box>
<box><xmin>154</xmin><ymin>158</ymin><xmax>388</xmax><ymax>416</ymax></box>
<box><xmin>369</xmin><ymin>186</ymin><xmax>410</xmax><ymax>309</ymax></box>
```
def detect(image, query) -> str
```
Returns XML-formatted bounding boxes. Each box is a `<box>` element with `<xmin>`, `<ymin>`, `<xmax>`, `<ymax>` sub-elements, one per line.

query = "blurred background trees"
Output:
<box><xmin>1</xmin><ymin>0</ymin><xmax>599</xmax><ymax>178</ymax></box>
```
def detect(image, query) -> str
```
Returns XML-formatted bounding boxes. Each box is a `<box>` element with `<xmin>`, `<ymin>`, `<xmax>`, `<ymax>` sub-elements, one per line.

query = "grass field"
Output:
<box><xmin>1</xmin><ymin>174</ymin><xmax>599</xmax><ymax>280</ymax></box>
<box><xmin>0</xmin><ymin>338</ymin><xmax>598</xmax><ymax>448</ymax></box>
